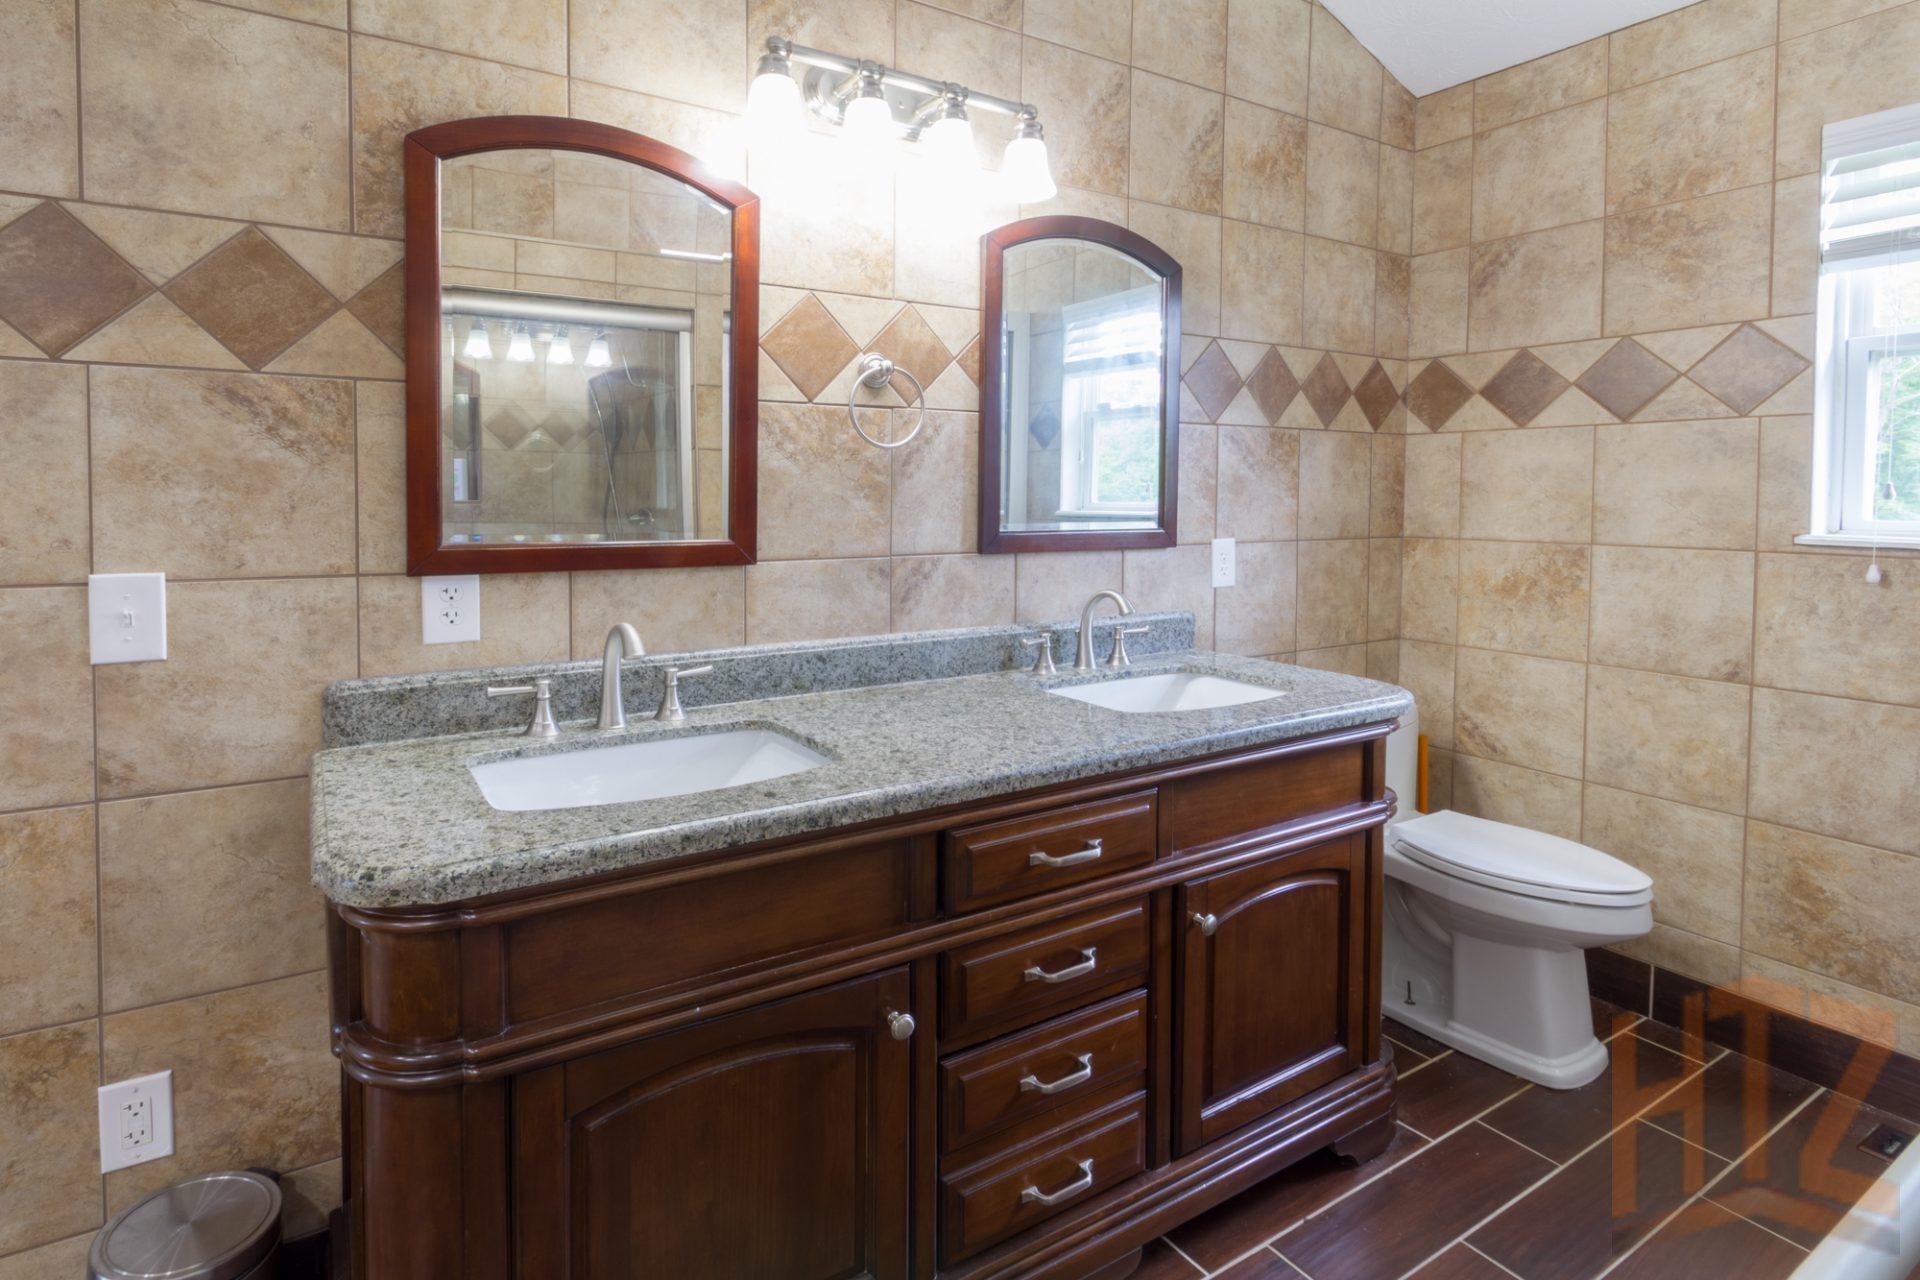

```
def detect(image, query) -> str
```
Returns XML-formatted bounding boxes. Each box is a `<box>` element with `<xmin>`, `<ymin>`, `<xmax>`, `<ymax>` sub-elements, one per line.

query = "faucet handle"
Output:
<box><xmin>487</xmin><ymin>677</ymin><xmax>560</xmax><ymax>738</ymax></box>
<box><xmin>654</xmin><ymin>665</ymin><xmax>715</xmax><ymax>722</ymax></box>
<box><xmin>1105</xmin><ymin>623</ymin><xmax>1150</xmax><ymax>670</ymax></box>
<box><xmin>1019</xmin><ymin>630</ymin><xmax>1059</xmax><ymax>675</ymax></box>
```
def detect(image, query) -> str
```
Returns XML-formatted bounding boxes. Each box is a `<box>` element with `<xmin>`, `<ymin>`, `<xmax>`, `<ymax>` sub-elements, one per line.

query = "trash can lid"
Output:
<box><xmin>90</xmin><ymin>1171</ymin><xmax>282</xmax><ymax>1280</ymax></box>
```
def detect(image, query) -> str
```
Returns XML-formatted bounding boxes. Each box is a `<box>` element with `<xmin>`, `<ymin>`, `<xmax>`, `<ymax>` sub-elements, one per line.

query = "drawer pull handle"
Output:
<box><xmin>1190</xmin><ymin>912</ymin><xmax>1219</xmax><ymax>936</ymax></box>
<box><xmin>1029</xmin><ymin>838</ymin><xmax>1103</xmax><ymax>869</ymax></box>
<box><xmin>1021</xmin><ymin>1159</ymin><xmax>1095</xmax><ymax>1206</ymax></box>
<box><xmin>1019</xmin><ymin>1053</ymin><xmax>1093</xmax><ymax>1095</ymax></box>
<box><xmin>1024</xmin><ymin>947</ymin><xmax>1098</xmax><ymax>985</ymax></box>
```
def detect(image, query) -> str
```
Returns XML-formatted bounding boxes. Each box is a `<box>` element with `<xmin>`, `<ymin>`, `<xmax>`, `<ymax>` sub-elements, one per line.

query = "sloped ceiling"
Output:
<box><xmin>1321</xmin><ymin>0</ymin><xmax>1705</xmax><ymax>97</ymax></box>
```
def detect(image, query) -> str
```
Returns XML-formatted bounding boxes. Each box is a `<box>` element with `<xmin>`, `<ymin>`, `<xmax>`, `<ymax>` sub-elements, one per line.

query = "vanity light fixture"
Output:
<box><xmin>584</xmin><ymin>331</ymin><xmax>612</xmax><ymax>368</ymax></box>
<box><xmin>461</xmin><ymin>320</ymin><xmax>493</xmax><ymax>361</ymax></box>
<box><xmin>749</xmin><ymin>35</ymin><xmax>1055</xmax><ymax>200</ymax></box>
<box><xmin>547</xmin><ymin>326</ymin><xmax>574</xmax><ymax>365</ymax></box>
<box><xmin>506</xmin><ymin>324</ymin><xmax>535</xmax><ymax>362</ymax></box>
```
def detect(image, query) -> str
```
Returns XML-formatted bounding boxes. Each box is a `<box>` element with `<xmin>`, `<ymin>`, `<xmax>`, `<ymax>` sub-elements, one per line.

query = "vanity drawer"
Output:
<box><xmin>943</xmin><ymin>791</ymin><xmax>1158</xmax><ymax>913</ymax></box>
<box><xmin>940</xmin><ymin>899</ymin><xmax>1150</xmax><ymax>1044</ymax></box>
<box><xmin>939</xmin><ymin>1094</ymin><xmax>1146</xmax><ymax>1266</ymax></box>
<box><xmin>939</xmin><ymin>991</ymin><xmax>1148</xmax><ymax>1153</ymax></box>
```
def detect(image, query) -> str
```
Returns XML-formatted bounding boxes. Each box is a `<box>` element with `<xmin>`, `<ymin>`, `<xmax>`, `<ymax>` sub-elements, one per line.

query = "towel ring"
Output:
<box><xmin>847</xmin><ymin>353</ymin><xmax>926</xmax><ymax>449</ymax></box>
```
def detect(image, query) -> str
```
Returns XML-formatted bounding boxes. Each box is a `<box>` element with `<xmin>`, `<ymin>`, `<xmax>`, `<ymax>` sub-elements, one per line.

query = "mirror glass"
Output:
<box><xmin>996</xmin><ymin>239</ymin><xmax>1168</xmax><ymax>536</ymax></box>
<box><xmin>437</xmin><ymin>147</ymin><xmax>732</xmax><ymax>547</ymax></box>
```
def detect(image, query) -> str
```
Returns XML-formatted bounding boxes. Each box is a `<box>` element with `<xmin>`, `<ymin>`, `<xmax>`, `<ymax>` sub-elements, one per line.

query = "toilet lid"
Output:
<box><xmin>1392</xmin><ymin>810</ymin><xmax>1652</xmax><ymax>899</ymax></box>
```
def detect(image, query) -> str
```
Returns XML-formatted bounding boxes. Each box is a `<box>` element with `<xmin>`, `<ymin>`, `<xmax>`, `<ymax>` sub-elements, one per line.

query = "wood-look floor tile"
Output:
<box><xmin>1405</xmin><ymin>1243</ymin><xmax>1517</xmax><ymax>1278</ymax></box>
<box><xmin>1385</xmin><ymin>1015</ymin><xmax>1449</xmax><ymax>1062</ymax></box>
<box><xmin>1166</xmin><ymin>1123</ymin><xmax>1427</xmax><ymax>1270</ymax></box>
<box><xmin>1135</xmin><ymin>1237</ymin><xmax>1205</xmax><ymax>1278</ymax></box>
<box><xmin>1274</xmin><ymin>1123</ymin><xmax>1553</xmax><ymax>1280</ymax></box>
<box><xmin>1469</xmin><ymin>1119</ymin><xmax>1728</xmax><ymax>1280</ymax></box>
<box><xmin>1594</xmin><ymin>997</ymin><xmax>1640</xmax><ymax>1039</ymax></box>
<box><xmin>1630</xmin><ymin>1011</ymin><xmax>1714</xmax><ymax>1063</ymax></box>
<box><xmin>1396</xmin><ymin>1050</ymin><xmax>1529</xmax><ymax>1137</ymax></box>
<box><xmin>1481</xmin><ymin>1032</ymin><xmax>1696</xmax><ymax>1163</ymax></box>
<box><xmin>1707</xmin><ymin>1089</ymin><xmax>1908</xmax><ymax>1249</ymax></box>
<box><xmin>1642</xmin><ymin>1052</ymin><xmax>1820</xmax><ymax>1161</ymax></box>
<box><xmin>1212</xmin><ymin>1247</ymin><xmax>1298</xmax><ymax>1278</ymax></box>
<box><xmin>1602</xmin><ymin>1199</ymin><xmax>1806</xmax><ymax>1280</ymax></box>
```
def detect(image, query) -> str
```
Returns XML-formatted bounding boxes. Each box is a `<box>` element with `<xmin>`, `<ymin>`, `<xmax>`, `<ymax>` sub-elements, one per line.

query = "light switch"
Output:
<box><xmin>89</xmin><ymin>573</ymin><xmax>167</xmax><ymax>664</ymax></box>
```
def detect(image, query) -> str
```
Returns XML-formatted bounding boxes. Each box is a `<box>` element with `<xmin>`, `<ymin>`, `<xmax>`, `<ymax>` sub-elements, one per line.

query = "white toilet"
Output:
<box><xmin>1382</xmin><ymin>708</ymin><xmax>1654</xmax><ymax>1089</ymax></box>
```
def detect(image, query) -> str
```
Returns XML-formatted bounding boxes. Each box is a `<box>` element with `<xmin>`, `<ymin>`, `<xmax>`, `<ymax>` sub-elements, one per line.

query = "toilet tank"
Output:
<box><xmin>1385</xmin><ymin>701</ymin><xmax>1420</xmax><ymax>823</ymax></box>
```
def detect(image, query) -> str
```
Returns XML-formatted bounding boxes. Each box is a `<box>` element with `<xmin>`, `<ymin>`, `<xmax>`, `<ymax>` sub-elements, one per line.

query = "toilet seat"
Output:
<box><xmin>1391</xmin><ymin>810</ymin><xmax>1653</xmax><ymax>909</ymax></box>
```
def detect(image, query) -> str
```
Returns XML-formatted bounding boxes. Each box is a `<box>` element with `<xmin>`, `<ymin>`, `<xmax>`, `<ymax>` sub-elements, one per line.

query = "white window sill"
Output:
<box><xmin>1795</xmin><ymin>532</ymin><xmax>1920</xmax><ymax>552</ymax></box>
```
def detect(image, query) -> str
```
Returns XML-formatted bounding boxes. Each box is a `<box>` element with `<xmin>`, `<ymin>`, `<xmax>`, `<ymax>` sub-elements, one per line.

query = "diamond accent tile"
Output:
<box><xmin>760</xmin><ymin>293</ymin><xmax>858</xmax><ymax>401</ymax></box>
<box><xmin>1301</xmin><ymin>354</ymin><xmax>1354</xmax><ymax>427</ymax></box>
<box><xmin>1481</xmin><ymin>350</ymin><xmax>1571</xmax><ymax>426</ymax></box>
<box><xmin>0</xmin><ymin>202</ymin><xmax>152</xmax><ymax>354</ymax></box>
<box><xmin>1353</xmin><ymin>360</ymin><xmax>1400</xmax><ymax>430</ymax></box>
<box><xmin>1687</xmin><ymin>323</ymin><xmax>1812</xmax><ymax>415</ymax></box>
<box><xmin>869</xmin><ymin>305</ymin><xmax>952</xmax><ymax>387</ymax></box>
<box><xmin>1574</xmin><ymin>339</ymin><xmax>1679</xmax><ymax>422</ymax></box>
<box><xmin>1246</xmin><ymin>348</ymin><xmax>1301</xmax><ymax>424</ymax></box>
<box><xmin>954</xmin><ymin>335</ymin><xmax>982</xmax><ymax>387</ymax></box>
<box><xmin>346</xmin><ymin>262</ymin><xmax>404</xmax><ymax>355</ymax></box>
<box><xmin>163</xmin><ymin>226</ymin><xmax>337</xmax><ymax>369</ymax></box>
<box><xmin>485</xmin><ymin>403</ymin><xmax>535</xmax><ymax>449</ymax></box>
<box><xmin>1185</xmin><ymin>341</ymin><xmax>1245</xmax><ymax>422</ymax></box>
<box><xmin>1405</xmin><ymin>360</ymin><xmax>1474</xmax><ymax>430</ymax></box>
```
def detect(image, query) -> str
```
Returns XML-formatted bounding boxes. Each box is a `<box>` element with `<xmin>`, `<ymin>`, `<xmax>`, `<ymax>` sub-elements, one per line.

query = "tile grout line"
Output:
<box><xmin>1589</xmin><ymin>1086</ymin><xmax>1829</xmax><ymax>1279</ymax></box>
<box><xmin>1465</xmin><ymin>1240</ymin><xmax>1529</xmax><ymax>1279</ymax></box>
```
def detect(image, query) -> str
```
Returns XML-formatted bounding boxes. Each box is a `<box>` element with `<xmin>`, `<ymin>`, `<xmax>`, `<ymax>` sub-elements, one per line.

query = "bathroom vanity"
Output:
<box><xmin>313</xmin><ymin>623</ymin><xmax>1410</xmax><ymax>1280</ymax></box>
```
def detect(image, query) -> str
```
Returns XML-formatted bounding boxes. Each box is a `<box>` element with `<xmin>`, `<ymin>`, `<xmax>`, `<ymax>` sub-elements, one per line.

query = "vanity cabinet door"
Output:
<box><xmin>511</xmin><ymin>970</ymin><xmax>912</xmax><ymax>1280</ymax></box>
<box><xmin>1175</xmin><ymin>836</ymin><xmax>1365</xmax><ymax>1154</ymax></box>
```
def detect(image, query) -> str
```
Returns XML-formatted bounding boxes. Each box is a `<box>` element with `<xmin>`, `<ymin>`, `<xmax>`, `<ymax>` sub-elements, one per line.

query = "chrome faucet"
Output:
<box><xmin>597</xmin><ymin>623</ymin><xmax>645</xmax><ymax>730</ymax></box>
<box><xmin>1074</xmin><ymin>590</ymin><xmax>1135</xmax><ymax>672</ymax></box>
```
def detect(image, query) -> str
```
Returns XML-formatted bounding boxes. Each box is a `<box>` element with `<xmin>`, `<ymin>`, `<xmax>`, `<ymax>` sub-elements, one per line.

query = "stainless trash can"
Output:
<box><xmin>89</xmin><ymin>1170</ymin><xmax>283</xmax><ymax>1280</ymax></box>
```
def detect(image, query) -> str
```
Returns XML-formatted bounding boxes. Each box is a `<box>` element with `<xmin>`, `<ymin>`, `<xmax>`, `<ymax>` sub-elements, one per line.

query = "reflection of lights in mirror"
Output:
<box><xmin>747</xmin><ymin>36</ymin><xmax>1055</xmax><ymax>204</ymax></box>
<box><xmin>461</xmin><ymin>319</ymin><xmax>492</xmax><ymax>360</ymax></box>
<box><xmin>546</xmin><ymin>327</ymin><xmax>573</xmax><ymax>365</ymax></box>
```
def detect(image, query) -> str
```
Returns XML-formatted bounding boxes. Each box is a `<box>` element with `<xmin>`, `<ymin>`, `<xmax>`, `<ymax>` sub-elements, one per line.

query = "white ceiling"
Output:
<box><xmin>1320</xmin><ymin>0</ymin><xmax>1704</xmax><ymax>97</ymax></box>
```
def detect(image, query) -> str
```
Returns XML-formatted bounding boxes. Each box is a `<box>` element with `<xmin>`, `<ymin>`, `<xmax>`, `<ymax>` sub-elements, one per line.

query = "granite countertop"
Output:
<box><xmin>311</xmin><ymin>650</ymin><xmax>1412</xmax><ymax>909</ymax></box>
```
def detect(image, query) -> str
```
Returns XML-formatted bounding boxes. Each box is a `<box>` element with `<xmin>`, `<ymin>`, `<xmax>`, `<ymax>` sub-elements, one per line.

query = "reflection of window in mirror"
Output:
<box><xmin>1811</xmin><ymin>103</ymin><xmax>1920</xmax><ymax>550</ymax></box>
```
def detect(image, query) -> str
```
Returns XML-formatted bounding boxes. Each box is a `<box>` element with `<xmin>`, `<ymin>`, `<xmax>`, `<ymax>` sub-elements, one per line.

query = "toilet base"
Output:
<box><xmin>1387</xmin><ymin>996</ymin><xmax>1611</xmax><ymax>1090</ymax></box>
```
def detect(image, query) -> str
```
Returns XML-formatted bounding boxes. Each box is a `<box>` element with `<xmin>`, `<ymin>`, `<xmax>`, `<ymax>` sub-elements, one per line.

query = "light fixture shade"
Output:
<box><xmin>925</xmin><ymin>110</ymin><xmax>976</xmax><ymax>172</ymax></box>
<box><xmin>506</xmin><ymin>326</ymin><xmax>534</xmax><ymax>362</ymax></box>
<box><xmin>547</xmin><ymin>328</ymin><xmax>574</xmax><ymax>365</ymax></box>
<box><xmin>461</xmin><ymin>321</ymin><xmax>492</xmax><ymax>360</ymax></box>
<box><xmin>842</xmin><ymin>89</ymin><xmax>896</xmax><ymax>151</ymax></box>
<box><xmin>747</xmin><ymin>56</ymin><xmax>802</xmax><ymax>142</ymax></box>
<box><xmin>585</xmin><ymin>332</ymin><xmax>612</xmax><ymax>368</ymax></box>
<box><xmin>1002</xmin><ymin>133</ymin><xmax>1056</xmax><ymax>203</ymax></box>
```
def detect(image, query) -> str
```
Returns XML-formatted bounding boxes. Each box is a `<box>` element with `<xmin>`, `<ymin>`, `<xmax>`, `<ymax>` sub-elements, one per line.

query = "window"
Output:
<box><xmin>1812</xmin><ymin>104</ymin><xmax>1920</xmax><ymax>546</ymax></box>
<box><xmin>1058</xmin><ymin>285</ymin><xmax>1163</xmax><ymax>517</ymax></box>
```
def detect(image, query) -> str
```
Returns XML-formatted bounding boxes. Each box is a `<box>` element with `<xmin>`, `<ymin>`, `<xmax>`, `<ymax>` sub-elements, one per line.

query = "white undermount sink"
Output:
<box><xmin>468</xmin><ymin>728</ymin><xmax>830</xmax><ymax>812</ymax></box>
<box><xmin>1046</xmin><ymin>672</ymin><xmax>1286</xmax><ymax>713</ymax></box>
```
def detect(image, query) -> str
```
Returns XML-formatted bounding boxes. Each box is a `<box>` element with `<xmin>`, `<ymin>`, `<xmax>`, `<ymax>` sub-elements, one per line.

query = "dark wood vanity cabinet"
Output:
<box><xmin>329</xmin><ymin>724</ymin><xmax>1400</xmax><ymax>1280</ymax></box>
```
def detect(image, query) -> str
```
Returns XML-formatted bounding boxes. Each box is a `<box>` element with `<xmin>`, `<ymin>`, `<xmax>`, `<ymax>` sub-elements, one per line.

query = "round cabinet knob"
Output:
<box><xmin>886</xmin><ymin>1010</ymin><xmax>916</xmax><ymax>1041</ymax></box>
<box><xmin>1190</xmin><ymin>912</ymin><xmax>1219</xmax><ymax>937</ymax></box>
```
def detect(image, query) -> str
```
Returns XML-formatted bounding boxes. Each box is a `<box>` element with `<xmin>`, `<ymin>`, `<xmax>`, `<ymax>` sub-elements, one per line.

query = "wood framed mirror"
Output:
<box><xmin>405</xmin><ymin>116</ymin><xmax>759</xmax><ymax>574</ymax></box>
<box><xmin>979</xmin><ymin>216</ymin><xmax>1181</xmax><ymax>555</ymax></box>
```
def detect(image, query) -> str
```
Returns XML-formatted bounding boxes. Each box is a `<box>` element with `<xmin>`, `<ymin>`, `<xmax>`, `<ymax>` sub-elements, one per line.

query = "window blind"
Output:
<box><xmin>1822</xmin><ymin>102</ymin><xmax>1920</xmax><ymax>266</ymax></box>
<box><xmin>1061</xmin><ymin>285</ymin><xmax>1161</xmax><ymax>374</ymax></box>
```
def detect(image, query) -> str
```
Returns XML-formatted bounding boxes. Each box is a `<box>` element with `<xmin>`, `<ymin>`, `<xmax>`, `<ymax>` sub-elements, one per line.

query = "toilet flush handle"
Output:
<box><xmin>1190</xmin><ymin>912</ymin><xmax>1219</xmax><ymax>936</ymax></box>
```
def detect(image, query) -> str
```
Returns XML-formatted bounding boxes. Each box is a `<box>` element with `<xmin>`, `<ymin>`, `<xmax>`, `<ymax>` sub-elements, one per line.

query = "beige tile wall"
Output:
<box><xmin>0</xmin><ymin>0</ymin><xmax>1410</xmax><ymax>1262</ymax></box>
<box><xmin>1400</xmin><ymin>0</ymin><xmax>1920</xmax><ymax>1058</ymax></box>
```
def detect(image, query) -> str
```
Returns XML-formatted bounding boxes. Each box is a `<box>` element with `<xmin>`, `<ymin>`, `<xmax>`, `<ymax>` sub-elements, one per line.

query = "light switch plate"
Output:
<box><xmin>98</xmin><ymin>1070</ymin><xmax>173</xmax><ymax>1173</ymax></box>
<box><xmin>88</xmin><ymin>573</ymin><xmax>167</xmax><ymax>664</ymax></box>
<box><xmin>1210</xmin><ymin>538</ymin><xmax>1236</xmax><ymax>588</ymax></box>
<box><xmin>422</xmin><ymin>575</ymin><xmax>481</xmax><ymax>645</ymax></box>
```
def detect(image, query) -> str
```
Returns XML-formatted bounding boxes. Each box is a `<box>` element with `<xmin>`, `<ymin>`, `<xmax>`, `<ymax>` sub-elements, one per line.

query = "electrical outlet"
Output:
<box><xmin>98</xmin><ymin>1071</ymin><xmax>174</xmax><ymax>1173</ymax></box>
<box><xmin>1210</xmin><ymin>538</ymin><xmax>1236</xmax><ymax>588</ymax></box>
<box><xmin>422</xmin><ymin>575</ymin><xmax>481</xmax><ymax>645</ymax></box>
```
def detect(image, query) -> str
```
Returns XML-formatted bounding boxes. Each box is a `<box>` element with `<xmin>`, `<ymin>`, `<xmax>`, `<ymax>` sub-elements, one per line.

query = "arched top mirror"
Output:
<box><xmin>979</xmin><ymin>216</ymin><xmax>1182</xmax><ymax>555</ymax></box>
<box><xmin>404</xmin><ymin>116</ymin><xmax>759</xmax><ymax>574</ymax></box>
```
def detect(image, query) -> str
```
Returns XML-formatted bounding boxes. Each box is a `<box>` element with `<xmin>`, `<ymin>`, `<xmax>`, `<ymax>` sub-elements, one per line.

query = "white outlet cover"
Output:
<box><xmin>1211</xmin><ymin>538</ymin><xmax>1236</xmax><ymax>588</ymax></box>
<box><xmin>89</xmin><ymin>573</ymin><xmax>167</xmax><ymax>664</ymax></box>
<box><xmin>98</xmin><ymin>1070</ymin><xmax>174</xmax><ymax>1173</ymax></box>
<box><xmin>422</xmin><ymin>575</ymin><xmax>481</xmax><ymax>645</ymax></box>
